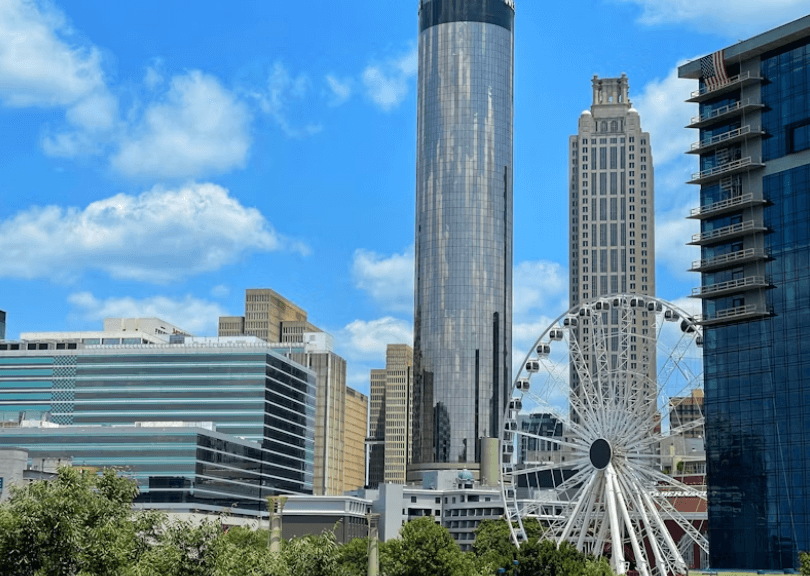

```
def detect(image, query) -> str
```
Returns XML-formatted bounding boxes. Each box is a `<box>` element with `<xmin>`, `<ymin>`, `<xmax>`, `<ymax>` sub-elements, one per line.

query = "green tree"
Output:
<box><xmin>338</xmin><ymin>536</ymin><xmax>371</xmax><ymax>576</ymax></box>
<box><xmin>380</xmin><ymin>517</ymin><xmax>476</xmax><ymax>576</ymax></box>
<box><xmin>799</xmin><ymin>551</ymin><xmax>809</xmax><ymax>576</ymax></box>
<box><xmin>283</xmin><ymin>530</ymin><xmax>344</xmax><ymax>576</ymax></box>
<box><xmin>0</xmin><ymin>466</ymin><xmax>151</xmax><ymax>576</ymax></box>
<box><xmin>473</xmin><ymin>518</ymin><xmax>544</xmax><ymax>575</ymax></box>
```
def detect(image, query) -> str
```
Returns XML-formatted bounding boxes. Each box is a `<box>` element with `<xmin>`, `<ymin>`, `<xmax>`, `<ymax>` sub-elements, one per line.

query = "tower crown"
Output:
<box><xmin>591</xmin><ymin>73</ymin><xmax>631</xmax><ymax>108</ymax></box>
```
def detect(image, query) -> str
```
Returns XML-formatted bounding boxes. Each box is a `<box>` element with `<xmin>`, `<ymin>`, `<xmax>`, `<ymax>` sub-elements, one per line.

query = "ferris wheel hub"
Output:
<box><xmin>589</xmin><ymin>438</ymin><xmax>612</xmax><ymax>470</ymax></box>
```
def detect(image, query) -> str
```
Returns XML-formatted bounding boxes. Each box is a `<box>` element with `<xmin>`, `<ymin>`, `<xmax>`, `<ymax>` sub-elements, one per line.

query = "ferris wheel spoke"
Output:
<box><xmin>614</xmin><ymin>471</ymin><xmax>669</xmax><ymax>576</ymax></box>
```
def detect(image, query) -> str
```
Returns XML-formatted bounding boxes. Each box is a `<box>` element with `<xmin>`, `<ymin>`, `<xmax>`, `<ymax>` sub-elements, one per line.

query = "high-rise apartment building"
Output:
<box><xmin>368</xmin><ymin>345</ymin><xmax>414</xmax><ymax>486</ymax></box>
<box><xmin>570</xmin><ymin>75</ymin><xmax>655</xmax><ymax>304</ymax></box>
<box><xmin>679</xmin><ymin>15</ymin><xmax>810</xmax><ymax>569</ymax></box>
<box><xmin>412</xmin><ymin>0</ymin><xmax>515</xmax><ymax>480</ymax></box>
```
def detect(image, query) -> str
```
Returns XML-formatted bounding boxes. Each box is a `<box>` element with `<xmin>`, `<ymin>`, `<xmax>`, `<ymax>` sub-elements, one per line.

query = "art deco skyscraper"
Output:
<box><xmin>568</xmin><ymin>75</ymin><xmax>656</xmax><ymax>419</ymax></box>
<box><xmin>569</xmin><ymin>75</ymin><xmax>655</xmax><ymax>307</ymax></box>
<box><xmin>412</xmin><ymin>0</ymin><xmax>515</xmax><ymax>480</ymax></box>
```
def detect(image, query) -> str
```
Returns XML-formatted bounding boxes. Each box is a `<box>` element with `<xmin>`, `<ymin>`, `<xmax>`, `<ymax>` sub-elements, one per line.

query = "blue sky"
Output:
<box><xmin>1</xmin><ymin>0</ymin><xmax>808</xmax><ymax>392</ymax></box>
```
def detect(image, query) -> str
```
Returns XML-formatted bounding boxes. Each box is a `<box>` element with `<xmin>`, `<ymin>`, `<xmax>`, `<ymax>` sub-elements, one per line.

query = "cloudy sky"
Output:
<box><xmin>1</xmin><ymin>0</ymin><xmax>808</xmax><ymax>392</ymax></box>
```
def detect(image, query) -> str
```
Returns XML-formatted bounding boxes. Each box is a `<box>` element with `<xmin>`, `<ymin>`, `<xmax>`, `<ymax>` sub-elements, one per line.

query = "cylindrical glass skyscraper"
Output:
<box><xmin>411</xmin><ymin>0</ymin><xmax>514</xmax><ymax>479</ymax></box>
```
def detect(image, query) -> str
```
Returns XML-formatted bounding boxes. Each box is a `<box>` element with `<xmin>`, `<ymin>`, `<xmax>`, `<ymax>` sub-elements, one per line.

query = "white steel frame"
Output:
<box><xmin>500</xmin><ymin>295</ymin><xmax>707</xmax><ymax>576</ymax></box>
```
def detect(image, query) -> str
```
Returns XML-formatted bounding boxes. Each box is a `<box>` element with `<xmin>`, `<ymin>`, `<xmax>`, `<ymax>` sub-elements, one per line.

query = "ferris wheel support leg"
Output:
<box><xmin>576</xmin><ymin>474</ymin><xmax>604</xmax><ymax>551</ymax></box>
<box><xmin>613</xmin><ymin>470</ymin><xmax>651</xmax><ymax>576</ymax></box>
<box><xmin>604</xmin><ymin>465</ymin><xmax>627</xmax><ymax>575</ymax></box>
<box><xmin>637</xmin><ymin>482</ymin><xmax>688</xmax><ymax>575</ymax></box>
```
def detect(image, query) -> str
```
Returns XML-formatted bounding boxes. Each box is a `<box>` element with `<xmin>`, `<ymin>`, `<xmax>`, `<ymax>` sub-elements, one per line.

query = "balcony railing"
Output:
<box><xmin>696</xmin><ymin>305</ymin><xmax>762</xmax><ymax>325</ymax></box>
<box><xmin>689</xmin><ymin>157</ymin><xmax>764</xmax><ymax>184</ymax></box>
<box><xmin>689</xmin><ymin>125</ymin><xmax>760</xmax><ymax>153</ymax></box>
<box><xmin>688</xmin><ymin>72</ymin><xmax>763</xmax><ymax>101</ymax></box>
<box><xmin>690</xmin><ymin>248</ymin><xmax>768</xmax><ymax>272</ymax></box>
<box><xmin>691</xmin><ymin>276</ymin><xmax>766</xmax><ymax>297</ymax></box>
<box><xmin>688</xmin><ymin>99</ymin><xmax>755</xmax><ymax>127</ymax></box>
<box><xmin>689</xmin><ymin>193</ymin><xmax>759</xmax><ymax>218</ymax></box>
<box><xmin>690</xmin><ymin>220</ymin><xmax>764</xmax><ymax>244</ymax></box>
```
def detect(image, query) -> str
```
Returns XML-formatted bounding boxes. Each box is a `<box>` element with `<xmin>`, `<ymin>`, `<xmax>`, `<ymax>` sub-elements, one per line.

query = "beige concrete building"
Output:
<box><xmin>570</xmin><ymin>74</ymin><xmax>655</xmax><ymax>305</ymax></box>
<box><xmin>343</xmin><ymin>387</ymin><xmax>368</xmax><ymax>493</ymax></box>
<box><xmin>368</xmin><ymin>344</ymin><xmax>414</xmax><ymax>486</ymax></box>
<box><xmin>569</xmin><ymin>75</ymin><xmax>657</xmax><ymax>420</ymax></box>
<box><xmin>218</xmin><ymin>288</ymin><xmax>310</xmax><ymax>342</ymax></box>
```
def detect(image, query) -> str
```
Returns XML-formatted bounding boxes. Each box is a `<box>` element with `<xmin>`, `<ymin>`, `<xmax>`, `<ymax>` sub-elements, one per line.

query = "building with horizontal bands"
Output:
<box><xmin>679</xmin><ymin>14</ymin><xmax>810</xmax><ymax>570</ymax></box>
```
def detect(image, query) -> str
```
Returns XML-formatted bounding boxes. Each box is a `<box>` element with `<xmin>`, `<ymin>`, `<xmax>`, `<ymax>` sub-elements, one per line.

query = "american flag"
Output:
<box><xmin>700</xmin><ymin>50</ymin><xmax>730</xmax><ymax>90</ymax></box>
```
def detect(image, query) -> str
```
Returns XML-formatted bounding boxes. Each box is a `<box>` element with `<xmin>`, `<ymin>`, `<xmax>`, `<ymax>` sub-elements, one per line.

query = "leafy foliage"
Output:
<box><xmin>380</xmin><ymin>517</ymin><xmax>476</xmax><ymax>576</ymax></box>
<box><xmin>0</xmin><ymin>468</ymin><xmax>618</xmax><ymax>576</ymax></box>
<box><xmin>799</xmin><ymin>551</ymin><xmax>809</xmax><ymax>576</ymax></box>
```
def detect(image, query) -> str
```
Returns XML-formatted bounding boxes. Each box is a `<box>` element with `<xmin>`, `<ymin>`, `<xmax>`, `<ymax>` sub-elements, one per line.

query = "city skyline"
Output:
<box><xmin>2</xmin><ymin>1</ymin><xmax>810</xmax><ymax>395</ymax></box>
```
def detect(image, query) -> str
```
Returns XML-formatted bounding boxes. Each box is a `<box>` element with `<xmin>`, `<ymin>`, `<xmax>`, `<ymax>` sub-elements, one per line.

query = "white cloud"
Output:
<box><xmin>0</xmin><ymin>0</ymin><xmax>106</xmax><ymax>108</ymax></box>
<box><xmin>615</xmin><ymin>0</ymin><xmax>809</xmax><ymax>36</ymax></box>
<box><xmin>632</xmin><ymin>66</ymin><xmax>697</xmax><ymax>168</ymax></box>
<box><xmin>353</xmin><ymin>246</ymin><xmax>414</xmax><ymax>313</ymax></box>
<box><xmin>210</xmin><ymin>285</ymin><xmax>230</xmax><ymax>298</ymax></box>
<box><xmin>0</xmin><ymin>182</ymin><xmax>306</xmax><ymax>283</ymax></box>
<box><xmin>338</xmin><ymin>317</ymin><xmax>413</xmax><ymax>361</ymax></box>
<box><xmin>112</xmin><ymin>71</ymin><xmax>251</xmax><ymax>178</ymax></box>
<box><xmin>254</xmin><ymin>61</ymin><xmax>322</xmax><ymax>138</ymax></box>
<box><xmin>325</xmin><ymin>74</ymin><xmax>353</xmax><ymax>107</ymax></box>
<box><xmin>513</xmin><ymin>260</ymin><xmax>569</xmax><ymax>317</ymax></box>
<box><xmin>68</xmin><ymin>292</ymin><xmax>225</xmax><ymax>336</ymax></box>
<box><xmin>656</xmin><ymin>205</ymin><xmax>701</xmax><ymax>283</ymax></box>
<box><xmin>362</xmin><ymin>46</ymin><xmax>417</xmax><ymax>111</ymax></box>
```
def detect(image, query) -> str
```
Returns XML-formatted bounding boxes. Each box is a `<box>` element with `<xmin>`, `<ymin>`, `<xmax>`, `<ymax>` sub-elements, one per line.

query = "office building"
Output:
<box><xmin>367</xmin><ymin>345</ymin><xmax>414</xmax><ymax>486</ymax></box>
<box><xmin>669</xmin><ymin>389</ymin><xmax>704</xmax><ymax>439</ymax></box>
<box><xmin>343</xmin><ymin>387</ymin><xmax>369</xmax><ymax>493</ymax></box>
<box><xmin>217</xmin><ymin>289</ymin><xmax>365</xmax><ymax>496</ymax></box>
<box><xmin>218</xmin><ymin>288</ymin><xmax>312</xmax><ymax>343</ymax></box>
<box><xmin>570</xmin><ymin>74</ymin><xmax>655</xmax><ymax>304</ymax></box>
<box><xmin>0</xmin><ymin>310</ymin><xmax>5</xmax><ymax>340</ymax></box>
<box><xmin>0</xmin><ymin>338</ymin><xmax>317</xmax><ymax>499</ymax></box>
<box><xmin>568</xmin><ymin>76</ymin><xmax>657</xmax><ymax>420</ymax></box>
<box><xmin>0</xmin><ymin>425</ymin><xmax>296</xmax><ymax>516</ymax></box>
<box><xmin>412</xmin><ymin>0</ymin><xmax>515</xmax><ymax>480</ymax></box>
<box><xmin>679</xmin><ymin>14</ymin><xmax>810</xmax><ymax>569</ymax></box>
<box><xmin>367</xmin><ymin>368</ymin><xmax>386</xmax><ymax>488</ymax></box>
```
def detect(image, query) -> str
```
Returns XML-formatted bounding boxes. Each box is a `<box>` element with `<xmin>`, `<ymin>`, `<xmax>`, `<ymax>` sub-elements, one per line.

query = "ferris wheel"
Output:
<box><xmin>500</xmin><ymin>294</ymin><xmax>708</xmax><ymax>576</ymax></box>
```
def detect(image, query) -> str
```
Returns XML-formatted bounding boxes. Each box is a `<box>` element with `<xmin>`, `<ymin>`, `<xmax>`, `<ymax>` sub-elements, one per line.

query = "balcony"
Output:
<box><xmin>687</xmin><ymin>99</ymin><xmax>763</xmax><ymax>129</ymax></box>
<box><xmin>687</xmin><ymin>72</ymin><xmax>764</xmax><ymax>103</ymax></box>
<box><xmin>689</xmin><ymin>248</ymin><xmax>768</xmax><ymax>272</ymax></box>
<box><xmin>691</xmin><ymin>276</ymin><xmax>768</xmax><ymax>298</ymax></box>
<box><xmin>687</xmin><ymin>125</ymin><xmax>766</xmax><ymax>155</ymax></box>
<box><xmin>689</xmin><ymin>220</ymin><xmax>767</xmax><ymax>245</ymax></box>
<box><xmin>688</xmin><ymin>193</ymin><xmax>765</xmax><ymax>219</ymax></box>
<box><xmin>688</xmin><ymin>157</ymin><xmax>765</xmax><ymax>185</ymax></box>
<box><xmin>696</xmin><ymin>305</ymin><xmax>768</xmax><ymax>326</ymax></box>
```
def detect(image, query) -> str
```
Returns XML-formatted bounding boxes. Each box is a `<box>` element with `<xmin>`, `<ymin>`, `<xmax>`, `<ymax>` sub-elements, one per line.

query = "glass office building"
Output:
<box><xmin>0</xmin><ymin>310</ymin><xmax>5</xmax><ymax>340</ymax></box>
<box><xmin>680</xmin><ymin>15</ymin><xmax>810</xmax><ymax>569</ymax></box>
<box><xmin>0</xmin><ymin>341</ymin><xmax>316</xmax><ymax>509</ymax></box>
<box><xmin>412</xmin><ymin>0</ymin><xmax>514</xmax><ymax>479</ymax></box>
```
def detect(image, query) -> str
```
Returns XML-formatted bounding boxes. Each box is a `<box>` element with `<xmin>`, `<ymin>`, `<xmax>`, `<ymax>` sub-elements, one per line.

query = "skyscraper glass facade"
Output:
<box><xmin>0</xmin><ymin>344</ymin><xmax>316</xmax><ymax>499</ymax></box>
<box><xmin>682</xmin><ymin>18</ymin><xmax>810</xmax><ymax>569</ymax></box>
<box><xmin>412</xmin><ymin>0</ymin><xmax>514</xmax><ymax>477</ymax></box>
